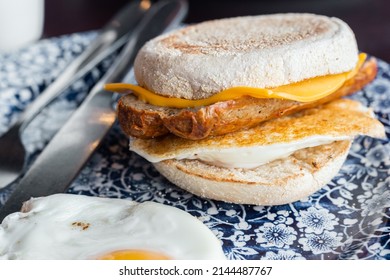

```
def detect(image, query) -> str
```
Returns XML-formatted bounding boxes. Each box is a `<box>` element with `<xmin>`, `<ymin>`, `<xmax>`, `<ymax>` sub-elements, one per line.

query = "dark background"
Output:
<box><xmin>44</xmin><ymin>0</ymin><xmax>390</xmax><ymax>62</ymax></box>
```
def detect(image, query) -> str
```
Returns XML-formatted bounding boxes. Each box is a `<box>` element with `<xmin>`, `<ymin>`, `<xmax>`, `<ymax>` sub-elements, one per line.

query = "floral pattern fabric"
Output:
<box><xmin>0</xmin><ymin>33</ymin><xmax>389</xmax><ymax>260</ymax></box>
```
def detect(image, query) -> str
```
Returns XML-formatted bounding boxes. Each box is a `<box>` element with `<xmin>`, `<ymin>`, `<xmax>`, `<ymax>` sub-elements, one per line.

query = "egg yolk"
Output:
<box><xmin>98</xmin><ymin>249</ymin><xmax>171</xmax><ymax>260</ymax></box>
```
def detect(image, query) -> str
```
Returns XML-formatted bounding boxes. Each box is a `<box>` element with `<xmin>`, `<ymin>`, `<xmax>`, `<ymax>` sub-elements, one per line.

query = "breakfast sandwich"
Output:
<box><xmin>105</xmin><ymin>13</ymin><xmax>386</xmax><ymax>205</ymax></box>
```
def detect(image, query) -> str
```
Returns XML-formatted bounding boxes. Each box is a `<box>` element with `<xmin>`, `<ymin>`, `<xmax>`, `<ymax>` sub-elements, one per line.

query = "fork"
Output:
<box><xmin>0</xmin><ymin>0</ymin><xmax>150</xmax><ymax>189</ymax></box>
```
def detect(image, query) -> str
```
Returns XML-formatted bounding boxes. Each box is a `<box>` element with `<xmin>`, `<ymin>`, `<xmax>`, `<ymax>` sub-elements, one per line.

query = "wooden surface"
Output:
<box><xmin>43</xmin><ymin>0</ymin><xmax>390</xmax><ymax>62</ymax></box>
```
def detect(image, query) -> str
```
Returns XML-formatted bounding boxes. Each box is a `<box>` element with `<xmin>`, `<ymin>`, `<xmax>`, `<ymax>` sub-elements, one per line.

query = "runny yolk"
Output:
<box><xmin>98</xmin><ymin>249</ymin><xmax>171</xmax><ymax>260</ymax></box>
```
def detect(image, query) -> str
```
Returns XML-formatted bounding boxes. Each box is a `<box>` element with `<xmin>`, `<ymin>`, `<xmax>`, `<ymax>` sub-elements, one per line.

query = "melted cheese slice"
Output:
<box><xmin>105</xmin><ymin>53</ymin><xmax>366</xmax><ymax>108</ymax></box>
<box><xmin>130</xmin><ymin>98</ymin><xmax>385</xmax><ymax>169</ymax></box>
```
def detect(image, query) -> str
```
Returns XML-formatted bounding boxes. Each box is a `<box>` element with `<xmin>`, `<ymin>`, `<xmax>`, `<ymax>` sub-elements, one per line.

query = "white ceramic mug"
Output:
<box><xmin>0</xmin><ymin>0</ymin><xmax>44</xmax><ymax>52</ymax></box>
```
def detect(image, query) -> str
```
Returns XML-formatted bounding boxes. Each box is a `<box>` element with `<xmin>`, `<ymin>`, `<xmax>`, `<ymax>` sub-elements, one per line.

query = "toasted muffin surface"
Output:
<box><xmin>134</xmin><ymin>13</ymin><xmax>358</xmax><ymax>99</ymax></box>
<box><xmin>154</xmin><ymin>141</ymin><xmax>352</xmax><ymax>205</ymax></box>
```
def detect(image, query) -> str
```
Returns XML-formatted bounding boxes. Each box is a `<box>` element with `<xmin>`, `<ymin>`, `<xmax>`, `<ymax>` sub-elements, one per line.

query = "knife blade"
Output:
<box><xmin>0</xmin><ymin>0</ymin><xmax>188</xmax><ymax>222</ymax></box>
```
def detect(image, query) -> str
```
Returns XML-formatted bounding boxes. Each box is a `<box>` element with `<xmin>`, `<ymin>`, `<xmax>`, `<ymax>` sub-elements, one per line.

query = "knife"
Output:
<box><xmin>0</xmin><ymin>0</ymin><xmax>188</xmax><ymax>222</ymax></box>
<box><xmin>0</xmin><ymin>0</ymin><xmax>151</xmax><ymax>190</ymax></box>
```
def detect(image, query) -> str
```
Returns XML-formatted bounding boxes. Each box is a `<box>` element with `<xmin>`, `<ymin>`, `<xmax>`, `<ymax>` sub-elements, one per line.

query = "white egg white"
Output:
<box><xmin>0</xmin><ymin>194</ymin><xmax>226</xmax><ymax>260</ymax></box>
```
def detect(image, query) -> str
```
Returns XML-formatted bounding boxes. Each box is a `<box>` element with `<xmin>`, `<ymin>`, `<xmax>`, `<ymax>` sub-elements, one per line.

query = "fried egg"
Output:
<box><xmin>0</xmin><ymin>194</ymin><xmax>226</xmax><ymax>260</ymax></box>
